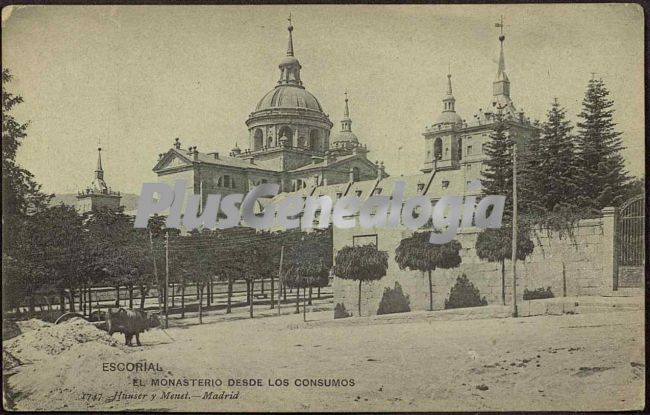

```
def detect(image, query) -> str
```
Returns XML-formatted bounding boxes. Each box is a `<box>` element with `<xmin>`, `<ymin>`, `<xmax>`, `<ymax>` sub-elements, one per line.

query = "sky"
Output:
<box><xmin>2</xmin><ymin>4</ymin><xmax>644</xmax><ymax>194</ymax></box>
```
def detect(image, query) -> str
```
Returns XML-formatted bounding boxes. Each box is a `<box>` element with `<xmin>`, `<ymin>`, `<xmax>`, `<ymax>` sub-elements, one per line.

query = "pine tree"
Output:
<box><xmin>480</xmin><ymin>107</ymin><xmax>515</xmax><ymax>222</ymax></box>
<box><xmin>477</xmin><ymin>107</ymin><xmax>534</xmax><ymax>304</ymax></box>
<box><xmin>574</xmin><ymin>78</ymin><xmax>629</xmax><ymax>214</ymax></box>
<box><xmin>522</xmin><ymin>99</ymin><xmax>583</xmax><ymax>232</ymax></box>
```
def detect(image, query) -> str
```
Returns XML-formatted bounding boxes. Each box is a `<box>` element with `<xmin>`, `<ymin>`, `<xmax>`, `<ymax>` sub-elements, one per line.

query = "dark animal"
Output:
<box><xmin>105</xmin><ymin>308</ymin><xmax>160</xmax><ymax>346</ymax></box>
<box><xmin>89</xmin><ymin>310</ymin><xmax>106</xmax><ymax>322</ymax></box>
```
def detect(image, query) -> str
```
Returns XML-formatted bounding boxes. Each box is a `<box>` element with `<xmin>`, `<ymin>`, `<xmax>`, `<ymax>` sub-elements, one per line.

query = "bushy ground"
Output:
<box><xmin>376</xmin><ymin>282</ymin><xmax>411</xmax><ymax>315</ymax></box>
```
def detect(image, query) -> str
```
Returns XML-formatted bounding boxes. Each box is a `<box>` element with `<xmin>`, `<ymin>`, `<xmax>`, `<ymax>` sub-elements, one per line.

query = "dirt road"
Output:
<box><xmin>4</xmin><ymin>309</ymin><xmax>644</xmax><ymax>411</ymax></box>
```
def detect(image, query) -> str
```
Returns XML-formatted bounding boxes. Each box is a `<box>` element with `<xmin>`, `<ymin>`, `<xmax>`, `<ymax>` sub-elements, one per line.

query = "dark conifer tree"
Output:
<box><xmin>480</xmin><ymin>108</ymin><xmax>515</xmax><ymax>222</ymax></box>
<box><xmin>476</xmin><ymin>107</ymin><xmax>534</xmax><ymax>304</ymax></box>
<box><xmin>522</xmin><ymin>99</ymin><xmax>583</xmax><ymax>231</ymax></box>
<box><xmin>574</xmin><ymin>78</ymin><xmax>629</xmax><ymax>214</ymax></box>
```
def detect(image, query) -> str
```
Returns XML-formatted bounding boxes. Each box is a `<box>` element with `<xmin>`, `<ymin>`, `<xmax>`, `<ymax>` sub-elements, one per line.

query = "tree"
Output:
<box><xmin>475</xmin><ymin>227</ymin><xmax>534</xmax><ymax>305</ymax></box>
<box><xmin>481</xmin><ymin>109</ymin><xmax>515</xmax><ymax>222</ymax></box>
<box><xmin>177</xmin><ymin>230</ymin><xmax>216</xmax><ymax>324</ymax></box>
<box><xmin>395</xmin><ymin>231</ymin><xmax>462</xmax><ymax>311</ymax></box>
<box><xmin>85</xmin><ymin>208</ymin><xmax>153</xmax><ymax>311</ymax></box>
<box><xmin>574</xmin><ymin>77</ymin><xmax>630</xmax><ymax>213</ymax></box>
<box><xmin>478</xmin><ymin>108</ymin><xmax>535</xmax><ymax>304</ymax></box>
<box><xmin>444</xmin><ymin>274</ymin><xmax>487</xmax><ymax>309</ymax></box>
<box><xmin>521</xmin><ymin>99</ymin><xmax>584</xmax><ymax>235</ymax></box>
<box><xmin>332</xmin><ymin>244</ymin><xmax>388</xmax><ymax>317</ymax></box>
<box><xmin>282</xmin><ymin>229</ymin><xmax>331</xmax><ymax>319</ymax></box>
<box><xmin>2</xmin><ymin>216</ymin><xmax>52</xmax><ymax>315</ymax></box>
<box><xmin>622</xmin><ymin>176</ymin><xmax>645</xmax><ymax>201</ymax></box>
<box><xmin>30</xmin><ymin>205</ymin><xmax>88</xmax><ymax>312</ymax></box>
<box><xmin>2</xmin><ymin>69</ymin><xmax>52</xmax><ymax>219</ymax></box>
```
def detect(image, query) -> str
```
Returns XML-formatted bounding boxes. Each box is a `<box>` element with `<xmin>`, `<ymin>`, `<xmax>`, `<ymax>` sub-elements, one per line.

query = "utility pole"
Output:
<box><xmin>164</xmin><ymin>231</ymin><xmax>170</xmax><ymax>328</ymax></box>
<box><xmin>149</xmin><ymin>227</ymin><xmax>161</xmax><ymax>316</ymax></box>
<box><xmin>511</xmin><ymin>143</ymin><xmax>518</xmax><ymax>318</ymax></box>
<box><xmin>277</xmin><ymin>245</ymin><xmax>284</xmax><ymax>316</ymax></box>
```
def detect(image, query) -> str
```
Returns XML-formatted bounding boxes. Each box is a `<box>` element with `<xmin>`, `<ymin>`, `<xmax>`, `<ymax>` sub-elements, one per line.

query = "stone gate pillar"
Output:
<box><xmin>601</xmin><ymin>207</ymin><xmax>618</xmax><ymax>293</ymax></box>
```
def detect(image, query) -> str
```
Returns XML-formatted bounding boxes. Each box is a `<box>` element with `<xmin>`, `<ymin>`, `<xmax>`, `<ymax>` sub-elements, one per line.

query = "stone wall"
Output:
<box><xmin>332</xmin><ymin>211</ymin><xmax>616</xmax><ymax>317</ymax></box>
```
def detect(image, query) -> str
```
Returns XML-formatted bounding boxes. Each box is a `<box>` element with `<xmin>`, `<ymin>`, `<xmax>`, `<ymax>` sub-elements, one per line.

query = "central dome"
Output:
<box><xmin>255</xmin><ymin>85</ymin><xmax>323</xmax><ymax>112</ymax></box>
<box><xmin>435</xmin><ymin>111</ymin><xmax>463</xmax><ymax>125</ymax></box>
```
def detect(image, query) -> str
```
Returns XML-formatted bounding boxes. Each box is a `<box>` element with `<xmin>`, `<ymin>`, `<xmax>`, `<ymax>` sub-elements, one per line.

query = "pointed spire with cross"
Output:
<box><xmin>277</xmin><ymin>14</ymin><xmax>302</xmax><ymax>86</ymax></box>
<box><xmin>95</xmin><ymin>138</ymin><xmax>104</xmax><ymax>177</ymax></box>
<box><xmin>286</xmin><ymin>13</ymin><xmax>294</xmax><ymax>57</ymax></box>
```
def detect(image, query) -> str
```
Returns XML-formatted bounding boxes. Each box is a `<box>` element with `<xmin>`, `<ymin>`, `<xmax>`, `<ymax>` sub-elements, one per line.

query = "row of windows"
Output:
<box><xmin>428</xmin><ymin>142</ymin><xmax>487</xmax><ymax>160</ymax></box>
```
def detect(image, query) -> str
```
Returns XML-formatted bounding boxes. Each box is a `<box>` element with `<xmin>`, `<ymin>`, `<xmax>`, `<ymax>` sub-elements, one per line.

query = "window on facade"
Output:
<box><xmin>458</xmin><ymin>137</ymin><xmax>462</xmax><ymax>160</ymax></box>
<box><xmin>253</xmin><ymin>129</ymin><xmax>264</xmax><ymax>151</ymax></box>
<box><xmin>442</xmin><ymin>180</ymin><xmax>450</xmax><ymax>189</ymax></box>
<box><xmin>355</xmin><ymin>190</ymin><xmax>362</xmax><ymax>197</ymax></box>
<box><xmin>352</xmin><ymin>167</ymin><xmax>360</xmax><ymax>182</ymax></box>
<box><xmin>310</xmin><ymin>130</ymin><xmax>320</xmax><ymax>151</ymax></box>
<box><xmin>217</xmin><ymin>177</ymin><xmax>222</xmax><ymax>187</ymax></box>
<box><xmin>223</xmin><ymin>175</ymin><xmax>231</xmax><ymax>188</ymax></box>
<box><xmin>467</xmin><ymin>164</ymin><xmax>472</xmax><ymax>171</ymax></box>
<box><xmin>482</xmin><ymin>143</ymin><xmax>486</xmax><ymax>153</ymax></box>
<box><xmin>467</xmin><ymin>145</ymin><xmax>473</xmax><ymax>155</ymax></box>
<box><xmin>434</xmin><ymin>137</ymin><xmax>442</xmax><ymax>160</ymax></box>
<box><xmin>417</xmin><ymin>183</ymin><xmax>425</xmax><ymax>192</ymax></box>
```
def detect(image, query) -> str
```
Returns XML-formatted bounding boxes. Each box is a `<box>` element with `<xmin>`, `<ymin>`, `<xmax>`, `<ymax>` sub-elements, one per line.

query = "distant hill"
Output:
<box><xmin>50</xmin><ymin>193</ymin><xmax>141</xmax><ymax>212</ymax></box>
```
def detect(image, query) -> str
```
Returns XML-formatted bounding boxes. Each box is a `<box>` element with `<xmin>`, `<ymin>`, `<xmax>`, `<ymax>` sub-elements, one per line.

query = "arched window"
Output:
<box><xmin>297</xmin><ymin>136</ymin><xmax>305</xmax><ymax>148</ymax></box>
<box><xmin>267</xmin><ymin>136</ymin><xmax>273</xmax><ymax>147</ymax></box>
<box><xmin>434</xmin><ymin>137</ymin><xmax>442</xmax><ymax>160</ymax></box>
<box><xmin>309</xmin><ymin>130</ymin><xmax>320</xmax><ymax>151</ymax></box>
<box><xmin>278</xmin><ymin>126</ymin><xmax>293</xmax><ymax>146</ymax></box>
<box><xmin>253</xmin><ymin>129</ymin><xmax>263</xmax><ymax>151</ymax></box>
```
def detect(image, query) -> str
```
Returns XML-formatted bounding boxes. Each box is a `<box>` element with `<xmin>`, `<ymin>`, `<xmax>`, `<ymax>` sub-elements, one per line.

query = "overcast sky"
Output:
<box><xmin>2</xmin><ymin>4</ymin><xmax>644</xmax><ymax>194</ymax></box>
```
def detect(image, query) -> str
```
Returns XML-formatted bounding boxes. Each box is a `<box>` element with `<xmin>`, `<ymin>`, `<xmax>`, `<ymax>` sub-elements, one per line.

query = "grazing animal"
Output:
<box><xmin>105</xmin><ymin>308</ymin><xmax>160</xmax><ymax>346</ymax></box>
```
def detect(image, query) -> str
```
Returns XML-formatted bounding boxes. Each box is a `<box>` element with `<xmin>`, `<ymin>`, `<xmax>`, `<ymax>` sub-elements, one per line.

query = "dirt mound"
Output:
<box><xmin>3</xmin><ymin>320</ymin><xmax>21</xmax><ymax>340</ymax></box>
<box><xmin>3</xmin><ymin>349</ymin><xmax>22</xmax><ymax>371</ymax></box>
<box><xmin>4</xmin><ymin>319</ymin><xmax>121</xmax><ymax>362</ymax></box>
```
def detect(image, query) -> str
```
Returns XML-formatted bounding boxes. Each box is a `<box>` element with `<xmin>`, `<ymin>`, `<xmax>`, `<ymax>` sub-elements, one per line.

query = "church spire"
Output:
<box><xmin>95</xmin><ymin>147</ymin><xmax>104</xmax><ymax>180</ymax></box>
<box><xmin>278</xmin><ymin>15</ymin><xmax>303</xmax><ymax>87</ymax></box>
<box><xmin>341</xmin><ymin>91</ymin><xmax>352</xmax><ymax>131</ymax></box>
<box><xmin>286</xmin><ymin>13</ymin><xmax>294</xmax><ymax>57</ymax></box>
<box><xmin>493</xmin><ymin>16</ymin><xmax>510</xmax><ymax>97</ymax></box>
<box><xmin>442</xmin><ymin>73</ymin><xmax>456</xmax><ymax>112</ymax></box>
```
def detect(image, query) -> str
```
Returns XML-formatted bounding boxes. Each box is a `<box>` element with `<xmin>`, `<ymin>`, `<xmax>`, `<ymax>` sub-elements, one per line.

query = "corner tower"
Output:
<box><xmin>76</xmin><ymin>147</ymin><xmax>121</xmax><ymax>213</ymax></box>
<box><xmin>421</xmin><ymin>71</ymin><xmax>464</xmax><ymax>173</ymax></box>
<box><xmin>329</xmin><ymin>92</ymin><xmax>367</xmax><ymax>157</ymax></box>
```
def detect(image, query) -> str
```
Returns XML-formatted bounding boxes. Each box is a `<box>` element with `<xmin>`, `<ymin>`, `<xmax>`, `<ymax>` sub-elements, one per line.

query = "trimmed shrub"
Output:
<box><xmin>523</xmin><ymin>287</ymin><xmax>554</xmax><ymax>300</ymax></box>
<box><xmin>376</xmin><ymin>282</ymin><xmax>411</xmax><ymax>315</ymax></box>
<box><xmin>334</xmin><ymin>303</ymin><xmax>351</xmax><ymax>319</ymax></box>
<box><xmin>444</xmin><ymin>274</ymin><xmax>487</xmax><ymax>309</ymax></box>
